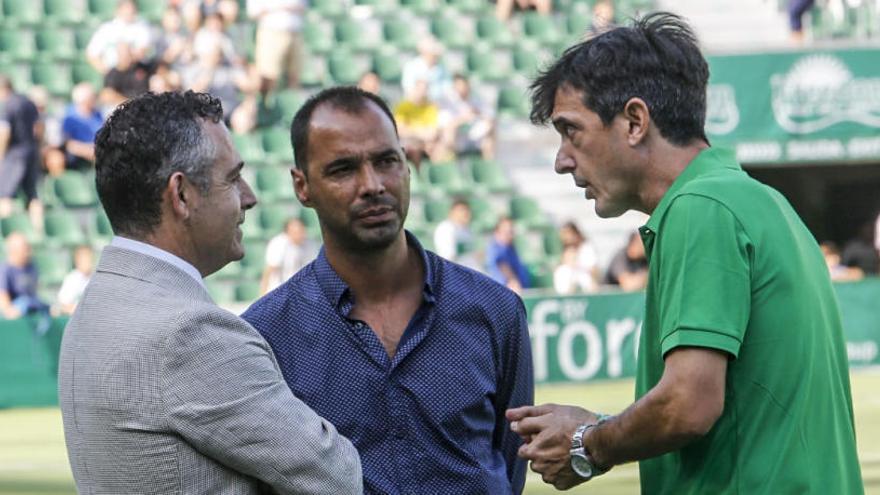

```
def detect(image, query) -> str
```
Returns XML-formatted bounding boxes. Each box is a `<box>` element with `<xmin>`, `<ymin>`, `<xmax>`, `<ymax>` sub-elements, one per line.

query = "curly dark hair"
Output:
<box><xmin>95</xmin><ymin>91</ymin><xmax>224</xmax><ymax>237</ymax></box>
<box><xmin>530</xmin><ymin>12</ymin><xmax>709</xmax><ymax>146</ymax></box>
<box><xmin>290</xmin><ymin>86</ymin><xmax>397</xmax><ymax>175</ymax></box>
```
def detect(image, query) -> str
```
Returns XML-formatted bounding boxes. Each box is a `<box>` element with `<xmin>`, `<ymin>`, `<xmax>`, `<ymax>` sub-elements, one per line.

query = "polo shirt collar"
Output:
<box><xmin>642</xmin><ymin>146</ymin><xmax>739</xmax><ymax>235</ymax></box>
<box><xmin>313</xmin><ymin>230</ymin><xmax>435</xmax><ymax>314</ymax></box>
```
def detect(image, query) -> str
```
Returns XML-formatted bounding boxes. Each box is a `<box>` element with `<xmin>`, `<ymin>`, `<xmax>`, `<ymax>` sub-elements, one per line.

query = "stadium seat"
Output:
<box><xmin>44</xmin><ymin>0</ymin><xmax>86</xmax><ymax>25</ymax></box>
<box><xmin>31</xmin><ymin>62</ymin><xmax>73</xmax><ymax>97</ymax></box>
<box><xmin>469</xmin><ymin>158</ymin><xmax>515</xmax><ymax>194</ymax></box>
<box><xmin>327</xmin><ymin>49</ymin><xmax>370</xmax><ymax>85</ymax></box>
<box><xmin>497</xmin><ymin>86</ymin><xmax>530</xmax><ymax>118</ymax></box>
<box><xmin>334</xmin><ymin>18</ymin><xmax>381</xmax><ymax>52</ymax></box>
<box><xmin>467</xmin><ymin>43</ymin><xmax>513</xmax><ymax>83</ymax></box>
<box><xmin>259</xmin><ymin>203</ymin><xmax>299</xmax><ymax>235</ymax></box>
<box><xmin>32</xmin><ymin>247</ymin><xmax>71</xmax><ymax>286</ymax></box>
<box><xmin>431</xmin><ymin>15</ymin><xmax>475</xmax><ymax>50</ymax></box>
<box><xmin>302</xmin><ymin>21</ymin><xmax>334</xmax><ymax>55</ymax></box>
<box><xmin>310</xmin><ymin>0</ymin><xmax>346</xmax><ymax>18</ymax></box>
<box><xmin>3</xmin><ymin>0</ymin><xmax>44</xmax><ymax>26</ymax></box>
<box><xmin>0</xmin><ymin>62</ymin><xmax>32</xmax><ymax>92</ymax></box>
<box><xmin>134</xmin><ymin>0</ymin><xmax>165</xmax><ymax>23</ymax></box>
<box><xmin>235</xmin><ymin>280</ymin><xmax>261</xmax><ymax>303</ymax></box>
<box><xmin>382</xmin><ymin>17</ymin><xmax>420</xmax><ymax>52</ymax></box>
<box><xmin>0</xmin><ymin>213</ymin><xmax>39</xmax><ymax>243</ymax></box>
<box><xmin>44</xmin><ymin>210</ymin><xmax>87</xmax><ymax>247</ymax></box>
<box><xmin>298</xmin><ymin>56</ymin><xmax>328</xmax><ymax>87</ymax></box>
<box><xmin>54</xmin><ymin>172</ymin><xmax>98</xmax><ymax>208</ymax></box>
<box><xmin>88</xmin><ymin>0</ymin><xmax>118</xmax><ymax>20</ymax></box>
<box><xmin>372</xmin><ymin>49</ymin><xmax>403</xmax><ymax>83</ymax></box>
<box><xmin>239</xmin><ymin>240</ymin><xmax>266</xmax><ymax>278</ymax></box>
<box><xmin>400</xmin><ymin>0</ymin><xmax>441</xmax><ymax>15</ymax></box>
<box><xmin>543</xmin><ymin>227</ymin><xmax>564</xmax><ymax>257</ymax></box>
<box><xmin>512</xmin><ymin>43</ymin><xmax>545</xmax><ymax>78</ymax></box>
<box><xmin>476</xmin><ymin>14</ymin><xmax>516</xmax><ymax>48</ymax></box>
<box><xmin>468</xmin><ymin>195</ymin><xmax>497</xmax><ymax>233</ymax></box>
<box><xmin>426</xmin><ymin>162</ymin><xmax>472</xmax><ymax>195</ymax></box>
<box><xmin>275</xmin><ymin>90</ymin><xmax>306</xmax><ymax>120</ymax></box>
<box><xmin>510</xmin><ymin>195</ymin><xmax>551</xmax><ymax>229</ymax></box>
<box><xmin>240</xmin><ymin>211</ymin><xmax>264</xmax><ymax>241</ymax></box>
<box><xmin>423</xmin><ymin>197</ymin><xmax>452</xmax><ymax>224</ymax></box>
<box><xmin>522</xmin><ymin>12</ymin><xmax>565</xmax><ymax>45</ymax></box>
<box><xmin>72</xmin><ymin>62</ymin><xmax>104</xmax><ymax>88</ymax></box>
<box><xmin>0</xmin><ymin>29</ymin><xmax>37</xmax><ymax>62</ymax></box>
<box><xmin>446</xmin><ymin>0</ymin><xmax>490</xmax><ymax>15</ymax></box>
<box><xmin>355</xmin><ymin>0</ymin><xmax>400</xmax><ymax>15</ymax></box>
<box><xmin>35</xmin><ymin>27</ymin><xmax>77</xmax><ymax>62</ymax></box>
<box><xmin>232</xmin><ymin>132</ymin><xmax>267</xmax><ymax>166</ymax></box>
<box><xmin>298</xmin><ymin>207</ymin><xmax>321</xmax><ymax>238</ymax></box>
<box><xmin>92</xmin><ymin>208</ymin><xmax>113</xmax><ymax>242</ymax></box>
<box><xmin>255</xmin><ymin>166</ymin><xmax>296</xmax><ymax>203</ymax></box>
<box><xmin>260</xmin><ymin>127</ymin><xmax>294</xmax><ymax>164</ymax></box>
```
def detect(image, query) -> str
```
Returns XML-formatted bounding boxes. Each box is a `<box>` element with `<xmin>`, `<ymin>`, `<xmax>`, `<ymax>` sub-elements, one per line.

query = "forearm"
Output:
<box><xmin>65</xmin><ymin>140</ymin><xmax>95</xmax><ymax>161</ymax></box>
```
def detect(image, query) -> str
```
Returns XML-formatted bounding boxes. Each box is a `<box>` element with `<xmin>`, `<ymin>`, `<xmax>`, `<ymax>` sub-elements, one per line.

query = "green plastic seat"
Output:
<box><xmin>469</xmin><ymin>158</ymin><xmax>515</xmax><ymax>194</ymax></box>
<box><xmin>232</xmin><ymin>132</ymin><xmax>267</xmax><ymax>166</ymax></box>
<box><xmin>311</xmin><ymin>0</ymin><xmax>346</xmax><ymax>18</ymax></box>
<box><xmin>400</xmin><ymin>0</ymin><xmax>440</xmax><ymax>14</ymax></box>
<box><xmin>275</xmin><ymin>90</ymin><xmax>306</xmax><ymax>120</ymax></box>
<box><xmin>88</xmin><ymin>0</ymin><xmax>119</xmax><ymax>20</ymax></box>
<box><xmin>327</xmin><ymin>49</ymin><xmax>369</xmax><ymax>85</ymax></box>
<box><xmin>298</xmin><ymin>208</ymin><xmax>321</xmax><ymax>238</ymax></box>
<box><xmin>427</xmin><ymin>163</ymin><xmax>472</xmax><ymax>195</ymax></box>
<box><xmin>44</xmin><ymin>210</ymin><xmax>87</xmax><ymax>247</ymax></box>
<box><xmin>0</xmin><ymin>213</ymin><xmax>39</xmax><ymax>243</ymax></box>
<box><xmin>235</xmin><ymin>280</ymin><xmax>261</xmax><ymax>303</ymax></box>
<box><xmin>372</xmin><ymin>49</ymin><xmax>403</xmax><ymax>83</ymax></box>
<box><xmin>522</xmin><ymin>12</ymin><xmax>565</xmax><ymax>45</ymax></box>
<box><xmin>476</xmin><ymin>14</ymin><xmax>516</xmax><ymax>48</ymax></box>
<box><xmin>72</xmin><ymin>62</ymin><xmax>104</xmax><ymax>88</ymax></box>
<box><xmin>259</xmin><ymin>203</ymin><xmax>299</xmax><ymax>235</ymax></box>
<box><xmin>298</xmin><ymin>56</ymin><xmax>327</xmax><ymax>88</ymax></box>
<box><xmin>512</xmin><ymin>43</ymin><xmax>544</xmax><ymax>78</ymax></box>
<box><xmin>31</xmin><ymin>62</ymin><xmax>73</xmax><ymax>97</ymax></box>
<box><xmin>467</xmin><ymin>44</ymin><xmax>513</xmax><ymax>83</ymax></box>
<box><xmin>44</xmin><ymin>0</ymin><xmax>86</xmax><ymax>24</ymax></box>
<box><xmin>260</xmin><ymin>127</ymin><xmax>294</xmax><ymax>165</ymax></box>
<box><xmin>431</xmin><ymin>16</ymin><xmax>474</xmax><ymax>50</ymax></box>
<box><xmin>355</xmin><ymin>0</ymin><xmax>400</xmax><ymax>14</ymax></box>
<box><xmin>135</xmin><ymin>0</ymin><xmax>165</xmax><ymax>22</ymax></box>
<box><xmin>468</xmin><ymin>195</ymin><xmax>497</xmax><ymax>233</ymax></box>
<box><xmin>543</xmin><ymin>227</ymin><xmax>564</xmax><ymax>257</ymax></box>
<box><xmin>510</xmin><ymin>195</ymin><xmax>551</xmax><ymax>229</ymax></box>
<box><xmin>0</xmin><ymin>29</ymin><xmax>37</xmax><ymax>62</ymax></box>
<box><xmin>447</xmin><ymin>0</ymin><xmax>490</xmax><ymax>14</ymax></box>
<box><xmin>383</xmin><ymin>17</ymin><xmax>419</xmax><ymax>51</ymax></box>
<box><xmin>334</xmin><ymin>18</ymin><xmax>379</xmax><ymax>51</ymax></box>
<box><xmin>32</xmin><ymin>249</ymin><xmax>71</xmax><ymax>286</ymax></box>
<box><xmin>423</xmin><ymin>197</ymin><xmax>452</xmax><ymax>224</ymax></box>
<box><xmin>302</xmin><ymin>22</ymin><xmax>334</xmax><ymax>55</ymax></box>
<box><xmin>35</xmin><ymin>27</ymin><xmax>77</xmax><ymax>61</ymax></box>
<box><xmin>256</xmin><ymin>166</ymin><xmax>296</xmax><ymax>203</ymax></box>
<box><xmin>93</xmin><ymin>208</ymin><xmax>114</xmax><ymax>241</ymax></box>
<box><xmin>0</xmin><ymin>62</ymin><xmax>32</xmax><ymax>92</ymax></box>
<box><xmin>55</xmin><ymin>172</ymin><xmax>98</xmax><ymax>208</ymax></box>
<box><xmin>496</xmin><ymin>86</ymin><xmax>530</xmax><ymax>118</ymax></box>
<box><xmin>3</xmin><ymin>0</ymin><xmax>44</xmax><ymax>26</ymax></box>
<box><xmin>239</xmin><ymin>240</ymin><xmax>266</xmax><ymax>278</ymax></box>
<box><xmin>239</xmin><ymin>211</ymin><xmax>264</xmax><ymax>241</ymax></box>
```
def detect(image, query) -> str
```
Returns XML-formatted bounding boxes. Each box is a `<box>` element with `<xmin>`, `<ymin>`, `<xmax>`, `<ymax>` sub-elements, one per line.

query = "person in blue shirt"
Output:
<box><xmin>0</xmin><ymin>232</ymin><xmax>50</xmax><ymax>334</ymax></box>
<box><xmin>61</xmin><ymin>83</ymin><xmax>104</xmax><ymax>171</ymax></box>
<box><xmin>242</xmin><ymin>86</ymin><xmax>534</xmax><ymax>495</ymax></box>
<box><xmin>486</xmin><ymin>216</ymin><xmax>531</xmax><ymax>293</ymax></box>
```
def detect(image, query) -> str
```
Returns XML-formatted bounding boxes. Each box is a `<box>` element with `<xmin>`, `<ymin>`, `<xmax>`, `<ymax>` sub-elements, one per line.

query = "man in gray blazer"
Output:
<box><xmin>58</xmin><ymin>91</ymin><xmax>362</xmax><ymax>494</ymax></box>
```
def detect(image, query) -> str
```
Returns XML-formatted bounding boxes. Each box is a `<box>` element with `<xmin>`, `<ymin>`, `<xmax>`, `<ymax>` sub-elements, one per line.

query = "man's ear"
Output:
<box><xmin>167</xmin><ymin>172</ymin><xmax>192</xmax><ymax>219</ymax></box>
<box><xmin>292</xmin><ymin>167</ymin><xmax>311</xmax><ymax>207</ymax></box>
<box><xmin>621</xmin><ymin>97</ymin><xmax>651</xmax><ymax>146</ymax></box>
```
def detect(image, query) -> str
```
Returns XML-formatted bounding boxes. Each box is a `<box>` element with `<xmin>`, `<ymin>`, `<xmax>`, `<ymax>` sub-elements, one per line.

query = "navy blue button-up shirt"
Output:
<box><xmin>242</xmin><ymin>233</ymin><xmax>533</xmax><ymax>495</ymax></box>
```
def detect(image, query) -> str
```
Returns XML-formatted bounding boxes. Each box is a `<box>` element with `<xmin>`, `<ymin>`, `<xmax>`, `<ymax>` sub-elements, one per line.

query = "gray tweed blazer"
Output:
<box><xmin>58</xmin><ymin>246</ymin><xmax>362</xmax><ymax>494</ymax></box>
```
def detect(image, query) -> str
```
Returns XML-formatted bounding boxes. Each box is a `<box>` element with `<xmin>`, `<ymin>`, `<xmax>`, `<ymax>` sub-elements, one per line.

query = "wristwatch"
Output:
<box><xmin>569</xmin><ymin>418</ymin><xmax>610</xmax><ymax>480</ymax></box>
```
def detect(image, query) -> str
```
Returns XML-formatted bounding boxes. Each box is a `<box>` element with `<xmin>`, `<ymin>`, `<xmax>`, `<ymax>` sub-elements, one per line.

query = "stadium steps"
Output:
<box><xmin>656</xmin><ymin>0</ymin><xmax>790</xmax><ymax>52</ymax></box>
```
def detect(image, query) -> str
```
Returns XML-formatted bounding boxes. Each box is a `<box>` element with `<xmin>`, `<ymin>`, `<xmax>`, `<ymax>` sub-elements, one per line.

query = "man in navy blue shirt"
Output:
<box><xmin>242</xmin><ymin>87</ymin><xmax>533</xmax><ymax>495</ymax></box>
<box><xmin>61</xmin><ymin>83</ymin><xmax>104</xmax><ymax>171</ymax></box>
<box><xmin>0</xmin><ymin>75</ymin><xmax>42</xmax><ymax>221</ymax></box>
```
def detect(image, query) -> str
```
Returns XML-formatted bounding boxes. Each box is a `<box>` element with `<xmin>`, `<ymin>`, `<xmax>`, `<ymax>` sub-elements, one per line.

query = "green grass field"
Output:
<box><xmin>2</xmin><ymin>370</ymin><xmax>878</xmax><ymax>495</ymax></box>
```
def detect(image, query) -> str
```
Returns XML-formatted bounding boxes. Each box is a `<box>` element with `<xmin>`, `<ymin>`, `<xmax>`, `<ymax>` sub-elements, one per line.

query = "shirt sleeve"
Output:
<box><xmin>654</xmin><ymin>194</ymin><xmax>752</xmax><ymax>359</ymax></box>
<box><xmin>494</xmin><ymin>296</ymin><xmax>533</xmax><ymax>493</ymax></box>
<box><xmin>161</xmin><ymin>308</ymin><xmax>363</xmax><ymax>494</ymax></box>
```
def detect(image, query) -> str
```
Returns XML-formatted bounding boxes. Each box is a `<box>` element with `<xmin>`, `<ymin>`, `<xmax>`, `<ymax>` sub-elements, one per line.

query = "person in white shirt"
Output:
<box><xmin>261</xmin><ymin>217</ymin><xmax>317</xmax><ymax>294</ymax></box>
<box><xmin>401</xmin><ymin>37</ymin><xmax>452</xmax><ymax>102</ymax></box>
<box><xmin>57</xmin><ymin>245</ymin><xmax>95</xmax><ymax>315</ymax></box>
<box><xmin>552</xmin><ymin>221</ymin><xmax>600</xmax><ymax>294</ymax></box>
<box><xmin>433</xmin><ymin>199</ymin><xmax>480</xmax><ymax>269</ymax></box>
<box><xmin>439</xmin><ymin>74</ymin><xmax>497</xmax><ymax>160</ymax></box>
<box><xmin>86</xmin><ymin>0</ymin><xmax>153</xmax><ymax>75</ymax></box>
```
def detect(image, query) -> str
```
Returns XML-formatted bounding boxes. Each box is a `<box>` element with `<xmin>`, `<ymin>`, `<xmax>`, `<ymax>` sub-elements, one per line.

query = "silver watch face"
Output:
<box><xmin>570</xmin><ymin>453</ymin><xmax>593</xmax><ymax>478</ymax></box>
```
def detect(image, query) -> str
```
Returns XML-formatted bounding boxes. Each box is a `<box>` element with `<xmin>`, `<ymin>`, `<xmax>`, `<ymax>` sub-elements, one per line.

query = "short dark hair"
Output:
<box><xmin>95</xmin><ymin>91</ymin><xmax>224</xmax><ymax>237</ymax></box>
<box><xmin>530</xmin><ymin>12</ymin><xmax>709</xmax><ymax>146</ymax></box>
<box><xmin>290</xmin><ymin>86</ymin><xmax>398</xmax><ymax>175</ymax></box>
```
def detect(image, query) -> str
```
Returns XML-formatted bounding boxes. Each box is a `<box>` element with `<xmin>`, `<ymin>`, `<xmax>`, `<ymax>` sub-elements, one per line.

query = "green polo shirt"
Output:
<box><xmin>636</xmin><ymin>147</ymin><xmax>862</xmax><ymax>494</ymax></box>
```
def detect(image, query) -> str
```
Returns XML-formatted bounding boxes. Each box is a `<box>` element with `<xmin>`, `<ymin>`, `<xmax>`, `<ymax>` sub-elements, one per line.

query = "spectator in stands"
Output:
<box><xmin>29</xmin><ymin>86</ymin><xmax>66</xmax><ymax>178</ymax></box>
<box><xmin>153</xmin><ymin>7</ymin><xmax>190</xmax><ymax>68</ymax></box>
<box><xmin>180</xmin><ymin>45</ymin><xmax>258</xmax><ymax>133</ymax></box>
<box><xmin>552</xmin><ymin>221</ymin><xmax>599</xmax><ymax>294</ymax></box>
<box><xmin>101</xmin><ymin>43</ymin><xmax>152</xmax><ymax>107</ymax></box>
<box><xmin>486</xmin><ymin>217</ymin><xmax>530</xmax><ymax>293</ymax></box>
<box><xmin>875</xmin><ymin>211</ymin><xmax>880</xmax><ymax>262</ymax></box>
<box><xmin>820</xmin><ymin>241</ymin><xmax>863</xmax><ymax>282</ymax></box>
<box><xmin>842</xmin><ymin>220</ymin><xmax>879</xmax><ymax>275</ymax></box>
<box><xmin>86</xmin><ymin>0</ymin><xmax>153</xmax><ymax>75</ymax></box>
<box><xmin>401</xmin><ymin>37</ymin><xmax>452</xmax><ymax>102</ymax></box>
<box><xmin>193</xmin><ymin>12</ymin><xmax>239</xmax><ymax>66</ymax></box>
<box><xmin>260</xmin><ymin>217</ymin><xmax>317</xmax><ymax>294</ymax></box>
<box><xmin>495</xmin><ymin>0</ymin><xmax>552</xmax><ymax>22</ymax></box>
<box><xmin>57</xmin><ymin>245</ymin><xmax>95</xmax><ymax>316</ymax></box>
<box><xmin>394</xmin><ymin>79</ymin><xmax>447</xmax><ymax>167</ymax></box>
<box><xmin>604</xmin><ymin>232</ymin><xmax>648</xmax><ymax>291</ymax></box>
<box><xmin>61</xmin><ymin>84</ymin><xmax>104</xmax><ymax>172</ymax></box>
<box><xmin>218</xmin><ymin>0</ymin><xmax>251</xmax><ymax>57</ymax></box>
<box><xmin>0</xmin><ymin>233</ymin><xmax>50</xmax><ymax>334</ymax></box>
<box><xmin>247</xmin><ymin>0</ymin><xmax>307</xmax><ymax>95</ymax></box>
<box><xmin>357</xmin><ymin>71</ymin><xmax>382</xmax><ymax>96</ymax></box>
<box><xmin>0</xmin><ymin>75</ymin><xmax>43</xmax><ymax>230</ymax></box>
<box><xmin>433</xmin><ymin>198</ymin><xmax>478</xmax><ymax>268</ymax></box>
<box><xmin>589</xmin><ymin>0</ymin><xmax>616</xmax><ymax>36</ymax></box>
<box><xmin>788</xmin><ymin>0</ymin><xmax>815</xmax><ymax>43</ymax></box>
<box><xmin>439</xmin><ymin>74</ymin><xmax>497</xmax><ymax>159</ymax></box>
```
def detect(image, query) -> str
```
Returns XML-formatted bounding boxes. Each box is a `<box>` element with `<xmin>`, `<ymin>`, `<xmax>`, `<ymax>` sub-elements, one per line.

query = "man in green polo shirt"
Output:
<box><xmin>506</xmin><ymin>12</ymin><xmax>863</xmax><ymax>494</ymax></box>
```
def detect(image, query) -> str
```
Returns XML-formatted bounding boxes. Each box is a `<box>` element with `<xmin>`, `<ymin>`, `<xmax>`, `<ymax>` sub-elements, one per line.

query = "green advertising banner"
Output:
<box><xmin>522</xmin><ymin>277</ymin><xmax>880</xmax><ymax>384</ymax></box>
<box><xmin>705</xmin><ymin>48</ymin><xmax>880</xmax><ymax>165</ymax></box>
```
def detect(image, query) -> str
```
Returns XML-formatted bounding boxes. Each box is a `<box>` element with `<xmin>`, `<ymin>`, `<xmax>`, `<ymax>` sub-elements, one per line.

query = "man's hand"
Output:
<box><xmin>506</xmin><ymin>404</ymin><xmax>600</xmax><ymax>489</ymax></box>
